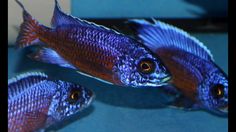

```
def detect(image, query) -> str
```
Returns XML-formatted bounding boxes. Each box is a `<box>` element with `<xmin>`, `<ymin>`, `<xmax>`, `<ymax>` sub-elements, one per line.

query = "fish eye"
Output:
<box><xmin>69</xmin><ymin>89</ymin><xmax>81</xmax><ymax>104</ymax></box>
<box><xmin>211</xmin><ymin>84</ymin><xmax>224</xmax><ymax>99</ymax></box>
<box><xmin>138</xmin><ymin>59</ymin><xmax>156</xmax><ymax>74</ymax></box>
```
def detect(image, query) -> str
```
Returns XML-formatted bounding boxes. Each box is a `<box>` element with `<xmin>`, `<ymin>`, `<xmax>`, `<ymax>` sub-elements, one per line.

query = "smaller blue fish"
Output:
<box><xmin>8</xmin><ymin>72</ymin><xmax>94</xmax><ymax>132</ymax></box>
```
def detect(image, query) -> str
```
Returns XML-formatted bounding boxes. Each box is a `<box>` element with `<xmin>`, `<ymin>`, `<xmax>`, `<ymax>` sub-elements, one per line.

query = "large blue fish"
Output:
<box><xmin>128</xmin><ymin>19</ymin><xmax>228</xmax><ymax>116</ymax></box>
<box><xmin>8</xmin><ymin>72</ymin><xmax>94</xmax><ymax>132</ymax></box>
<box><xmin>15</xmin><ymin>0</ymin><xmax>171</xmax><ymax>87</ymax></box>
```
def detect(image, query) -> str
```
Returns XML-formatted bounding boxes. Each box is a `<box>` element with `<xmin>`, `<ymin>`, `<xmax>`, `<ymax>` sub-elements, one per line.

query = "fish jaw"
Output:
<box><xmin>112</xmin><ymin>51</ymin><xmax>171</xmax><ymax>87</ymax></box>
<box><xmin>80</xmin><ymin>87</ymin><xmax>95</xmax><ymax>110</ymax></box>
<box><xmin>219</xmin><ymin>106</ymin><xmax>228</xmax><ymax>114</ymax></box>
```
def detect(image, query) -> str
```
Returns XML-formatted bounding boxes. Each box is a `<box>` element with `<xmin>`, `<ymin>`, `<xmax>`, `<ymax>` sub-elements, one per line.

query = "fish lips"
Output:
<box><xmin>77</xmin><ymin>89</ymin><xmax>95</xmax><ymax>112</ymax></box>
<box><xmin>85</xmin><ymin>90</ymin><xmax>95</xmax><ymax>108</ymax></box>
<box><xmin>143</xmin><ymin>75</ymin><xmax>172</xmax><ymax>87</ymax></box>
<box><xmin>219</xmin><ymin>106</ymin><xmax>228</xmax><ymax>114</ymax></box>
<box><xmin>208</xmin><ymin>106</ymin><xmax>228</xmax><ymax>117</ymax></box>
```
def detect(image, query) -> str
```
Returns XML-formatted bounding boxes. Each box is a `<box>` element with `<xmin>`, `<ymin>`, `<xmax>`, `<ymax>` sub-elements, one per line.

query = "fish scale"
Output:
<box><xmin>47</xmin><ymin>27</ymin><xmax>121</xmax><ymax>69</ymax></box>
<box><xmin>9</xmin><ymin>82</ymin><xmax>54</xmax><ymax>132</ymax></box>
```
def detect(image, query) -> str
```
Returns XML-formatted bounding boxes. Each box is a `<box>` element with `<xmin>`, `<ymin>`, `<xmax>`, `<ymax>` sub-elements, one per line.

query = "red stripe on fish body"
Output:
<box><xmin>38</xmin><ymin>25</ymin><xmax>131</xmax><ymax>84</ymax></box>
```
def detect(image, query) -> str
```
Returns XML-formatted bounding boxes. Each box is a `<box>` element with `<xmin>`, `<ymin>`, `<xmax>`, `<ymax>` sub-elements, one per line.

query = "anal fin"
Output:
<box><xmin>28</xmin><ymin>47</ymin><xmax>76</xmax><ymax>69</ymax></box>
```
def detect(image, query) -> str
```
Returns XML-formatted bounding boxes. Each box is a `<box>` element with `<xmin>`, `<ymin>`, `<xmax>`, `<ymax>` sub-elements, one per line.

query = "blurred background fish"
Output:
<box><xmin>128</xmin><ymin>19</ymin><xmax>228</xmax><ymax>116</ymax></box>
<box><xmin>15</xmin><ymin>0</ymin><xmax>171</xmax><ymax>87</ymax></box>
<box><xmin>8</xmin><ymin>72</ymin><xmax>94</xmax><ymax>132</ymax></box>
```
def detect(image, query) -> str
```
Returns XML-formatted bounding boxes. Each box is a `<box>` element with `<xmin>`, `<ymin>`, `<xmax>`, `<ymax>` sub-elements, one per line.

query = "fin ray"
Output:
<box><xmin>15</xmin><ymin>0</ymin><xmax>42</xmax><ymax>48</ymax></box>
<box><xmin>28</xmin><ymin>47</ymin><xmax>76</xmax><ymax>69</ymax></box>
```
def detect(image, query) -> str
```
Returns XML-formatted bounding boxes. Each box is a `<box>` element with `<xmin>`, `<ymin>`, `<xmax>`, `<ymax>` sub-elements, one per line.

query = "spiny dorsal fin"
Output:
<box><xmin>51</xmin><ymin>0</ymin><xmax>121</xmax><ymax>35</ymax></box>
<box><xmin>8</xmin><ymin>72</ymin><xmax>48</xmax><ymax>99</ymax></box>
<box><xmin>128</xmin><ymin>19</ymin><xmax>214</xmax><ymax>61</ymax></box>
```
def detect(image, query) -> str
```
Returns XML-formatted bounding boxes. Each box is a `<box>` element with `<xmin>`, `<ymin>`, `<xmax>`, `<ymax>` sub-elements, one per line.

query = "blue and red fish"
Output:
<box><xmin>15</xmin><ymin>0</ymin><xmax>171</xmax><ymax>87</ymax></box>
<box><xmin>8</xmin><ymin>72</ymin><xmax>94</xmax><ymax>132</ymax></box>
<box><xmin>128</xmin><ymin>19</ymin><xmax>228</xmax><ymax>116</ymax></box>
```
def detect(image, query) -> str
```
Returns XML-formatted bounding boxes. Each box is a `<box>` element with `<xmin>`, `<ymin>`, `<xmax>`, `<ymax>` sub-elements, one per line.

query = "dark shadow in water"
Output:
<box><xmin>45</xmin><ymin>105</ymin><xmax>95</xmax><ymax>132</ymax></box>
<box><xmin>183</xmin><ymin>0</ymin><xmax>227</xmax><ymax>17</ymax></box>
<box><xmin>87</xmin><ymin>84</ymin><xmax>176</xmax><ymax>109</ymax></box>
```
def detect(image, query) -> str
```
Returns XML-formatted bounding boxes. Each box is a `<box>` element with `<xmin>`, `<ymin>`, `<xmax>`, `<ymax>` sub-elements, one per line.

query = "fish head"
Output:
<box><xmin>113</xmin><ymin>47</ymin><xmax>171</xmax><ymax>87</ymax></box>
<box><xmin>49</xmin><ymin>81</ymin><xmax>94</xmax><ymax>121</ymax></box>
<box><xmin>198</xmin><ymin>70</ymin><xmax>228</xmax><ymax>116</ymax></box>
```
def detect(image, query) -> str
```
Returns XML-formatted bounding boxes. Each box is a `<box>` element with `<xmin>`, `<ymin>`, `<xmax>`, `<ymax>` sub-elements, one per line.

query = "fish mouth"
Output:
<box><xmin>81</xmin><ymin>90</ymin><xmax>95</xmax><ymax>110</ymax></box>
<box><xmin>160</xmin><ymin>76</ymin><xmax>171</xmax><ymax>83</ymax></box>
<box><xmin>219</xmin><ymin>106</ymin><xmax>228</xmax><ymax>113</ymax></box>
<box><xmin>86</xmin><ymin>90</ymin><xmax>95</xmax><ymax>107</ymax></box>
<box><xmin>209</xmin><ymin>106</ymin><xmax>228</xmax><ymax>117</ymax></box>
<box><xmin>88</xmin><ymin>95</ymin><xmax>95</xmax><ymax>106</ymax></box>
<box><xmin>142</xmin><ymin>76</ymin><xmax>171</xmax><ymax>87</ymax></box>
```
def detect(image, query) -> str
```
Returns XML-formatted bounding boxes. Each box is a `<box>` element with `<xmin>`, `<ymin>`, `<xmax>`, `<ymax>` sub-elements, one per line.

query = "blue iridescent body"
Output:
<box><xmin>15</xmin><ymin>0</ymin><xmax>171</xmax><ymax>87</ymax></box>
<box><xmin>128</xmin><ymin>19</ymin><xmax>228</xmax><ymax>116</ymax></box>
<box><xmin>8</xmin><ymin>72</ymin><xmax>94</xmax><ymax>132</ymax></box>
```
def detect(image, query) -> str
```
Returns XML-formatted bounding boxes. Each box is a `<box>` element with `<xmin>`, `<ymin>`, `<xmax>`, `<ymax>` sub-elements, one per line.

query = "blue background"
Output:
<box><xmin>8</xmin><ymin>33</ymin><xmax>228</xmax><ymax>132</ymax></box>
<box><xmin>71</xmin><ymin>0</ymin><xmax>227</xmax><ymax>18</ymax></box>
<box><xmin>8</xmin><ymin>0</ymin><xmax>228</xmax><ymax>131</ymax></box>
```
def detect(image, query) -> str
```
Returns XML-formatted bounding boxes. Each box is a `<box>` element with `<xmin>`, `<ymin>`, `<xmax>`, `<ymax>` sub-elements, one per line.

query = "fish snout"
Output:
<box><xmin>219</xmin><ymin>106</ymin><xmax>228</xmax><ymax>114</ymax></box>
<box><xmin>160</xmin><ymin>74</ymin><xmax>171</xmax><ymax>83</ymax></box>
<box><xmin>85</xmin><ymin>89</ymin><xmax>95</xmax><ymax>106</ymax></box>
<box><xmin>156</xmin><ymin>63</ymin><xmax>172</xmax><ymax>83</ymax></box>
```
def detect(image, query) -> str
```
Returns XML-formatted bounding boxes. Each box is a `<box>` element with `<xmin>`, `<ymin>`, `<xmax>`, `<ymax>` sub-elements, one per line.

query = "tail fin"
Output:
<box><xmin>15</xmin><ymin>0</ymin><xmax>41</xmax><ymax>48</ymax></box>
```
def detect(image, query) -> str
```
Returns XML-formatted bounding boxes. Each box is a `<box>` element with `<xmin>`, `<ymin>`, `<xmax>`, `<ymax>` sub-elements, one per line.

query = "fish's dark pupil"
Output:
<box><xmin>142</xmin><ymin>63</ymin><xmax>150</xmax><ymax>70</ymax></box>
<box><xmin>138</xmin><ymin>59</ymin><xmax>155</xmax><ymax>74</ymax></box>
<box><xmin>212</xmin><ymin>84</ymin><xmax>224</xmax><ymax>98</ymax></box>
<box><xmin>70</xmin><ymin>90</ymin><xmax>80</xmax><ymax>101</ymax></box>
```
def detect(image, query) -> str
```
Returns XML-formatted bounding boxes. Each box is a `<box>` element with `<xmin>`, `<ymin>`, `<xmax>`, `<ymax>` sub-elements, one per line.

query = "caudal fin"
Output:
<box><xmin>15</xmin><ymin>0</ymin><xmax>41</xmax><ymax>48</ymax></box>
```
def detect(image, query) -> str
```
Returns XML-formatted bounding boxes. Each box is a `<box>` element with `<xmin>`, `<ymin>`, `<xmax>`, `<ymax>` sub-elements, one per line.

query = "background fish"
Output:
<box><xmin>15</xmin><ymin>0</ymin><xmax>170</xmax><ymax>87</ymax></box>
<box><xmin>128</xmin><ymin>19</ymin><xmax>228</xmax><ymax>116</ymax></box>
<box><xmin>8</xmin><ymin>72</ymin><xmax>94</xmax><ymax>132</ymax></box>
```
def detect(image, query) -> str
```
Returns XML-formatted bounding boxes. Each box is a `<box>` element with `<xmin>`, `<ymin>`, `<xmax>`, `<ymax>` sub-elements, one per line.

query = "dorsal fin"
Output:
<box><xmin>51</xmin><ymin>0</ymin><xmax>121</xmax><ymax>34</ymax></box>
<box><xmin>8</xmin><ymin>72</ymin><xmax>48</xmax><ymax>99</ymax></box>
<box><xmin>128</xmin><ymin>19</ymin><xmax>214</xmax><ymax>61</ymax></box>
